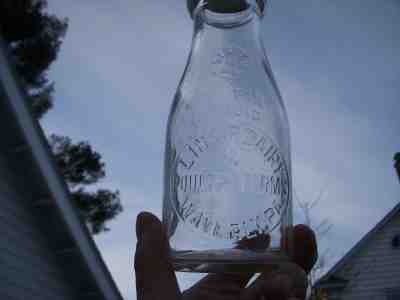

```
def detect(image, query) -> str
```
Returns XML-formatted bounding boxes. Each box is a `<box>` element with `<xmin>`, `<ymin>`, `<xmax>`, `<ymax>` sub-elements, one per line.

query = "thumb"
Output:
<box><xmin>134</xmin><ymin>212</ymin><xmax>181</xmax><ymax>300</ymax></box>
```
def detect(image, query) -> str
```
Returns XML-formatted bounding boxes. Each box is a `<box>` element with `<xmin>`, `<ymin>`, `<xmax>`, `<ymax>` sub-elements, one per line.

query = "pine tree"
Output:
<box><xmin>0</xmin><ymin>0</ymin><xmax>122</xmax><ymax>234</ymax></box>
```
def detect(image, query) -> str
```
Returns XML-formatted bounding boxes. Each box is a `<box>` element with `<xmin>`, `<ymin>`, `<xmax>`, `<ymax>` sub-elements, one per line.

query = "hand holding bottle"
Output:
<box><xmin>134</xmin><ymin>212</ymin><xmax>318</xmax><ymax>300</ymax></box>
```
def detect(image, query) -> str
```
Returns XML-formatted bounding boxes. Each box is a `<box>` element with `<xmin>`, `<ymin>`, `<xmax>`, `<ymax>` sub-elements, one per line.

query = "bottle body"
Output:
<box><xmin>163</xmin><ymin>3</ymin><xmax>292</xmax><ymax>272</ymax></box>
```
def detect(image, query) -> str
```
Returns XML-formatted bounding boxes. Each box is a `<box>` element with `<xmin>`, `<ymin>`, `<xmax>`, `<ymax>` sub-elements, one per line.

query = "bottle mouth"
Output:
<box><xmin>200</xmin><ymin>5</ymin><xmax>255</xmax><ymax>28</ymax></box>
<box><xmin>188</xmin><ymin>0</ymin><xmax>265</xmax><ymax>19</ymax></box>
<box><xmin>206</xmin><ymin>0</ymin><xmax>249</xmax><ymax>14</ymax></box>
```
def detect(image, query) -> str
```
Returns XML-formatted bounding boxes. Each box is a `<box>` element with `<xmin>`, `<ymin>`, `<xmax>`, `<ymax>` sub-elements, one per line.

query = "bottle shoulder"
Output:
<box><xmin>172</xmin><ymin>49</ymin><xmax>287</xmax><ymax>122</ymax></box>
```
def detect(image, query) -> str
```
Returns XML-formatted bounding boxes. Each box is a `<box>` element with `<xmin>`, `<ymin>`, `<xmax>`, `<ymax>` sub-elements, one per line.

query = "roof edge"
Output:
<box><xmin>316</xmin><ymin>201</ymin><xmax>400</xmax><ymax>286</ymax></box>
<box><xmin>0</xmin><ymin>38</ymin><xmax>124</xmax><ymax>300</ymax></box>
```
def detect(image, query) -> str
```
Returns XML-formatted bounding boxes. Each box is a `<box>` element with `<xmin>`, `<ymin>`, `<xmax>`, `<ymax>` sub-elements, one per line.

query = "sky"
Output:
<box><xmin>45</xmin><ymin>1</ymin><xmax>400</xmax><ymax>299</ymax></box>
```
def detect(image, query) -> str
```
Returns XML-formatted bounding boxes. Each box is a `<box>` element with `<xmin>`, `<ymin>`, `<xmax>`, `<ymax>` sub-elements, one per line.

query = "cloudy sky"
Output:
<box><xmin>45</xmin><ymin>1</ymin><xmax>399</xmax><ymax>299</ymax></box>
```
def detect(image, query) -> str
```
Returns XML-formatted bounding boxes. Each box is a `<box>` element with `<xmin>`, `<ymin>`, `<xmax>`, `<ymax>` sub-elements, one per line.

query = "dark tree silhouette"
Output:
<box><xmin>0</xmin><ymin>0</ymin><xmax>67</xmax><ymax>118</ymax></box>
<box><xmin>0</xmin><ymin>0</ymin><xmax>122</xmax><ymax>234</ymax></box>
<box><xmin>394</xmin><ymin>152</ymin><xmax>400</xmax><ymax>183</ymax></box>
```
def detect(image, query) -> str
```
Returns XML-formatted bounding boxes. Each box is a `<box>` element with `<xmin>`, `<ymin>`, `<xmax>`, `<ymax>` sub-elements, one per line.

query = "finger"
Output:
<box><xmin>183</xmin><ymin>233</ymin><xmax>271</xmax><ymax>299</ymax></box>
<box><xmin>292</xmin><ymin>224</ymin><xmax>318</xmax><ymax>274</ymax></box>
<box><xmin>134</xmin><ymin>211</ymin><xmax>181</xmax><ymax>300</ymax></box>
<box><xmin>235</xmin><ymin>233</ymin><xmax>271</xmax><ymax>251</ymax></box>
<box><xmin>183</xmin><ymin>273</ymin><xmax>252</xmax><ymax>300</ymax></box>
<box><xmin>240</xmin><ymin>263</ymin><xmax>307</xmax><ymax>300</ymax></box>
<box><xmin>241</xmin><ymin>273</ymin><xmax>291</xmax><ymax>300</ymax></box>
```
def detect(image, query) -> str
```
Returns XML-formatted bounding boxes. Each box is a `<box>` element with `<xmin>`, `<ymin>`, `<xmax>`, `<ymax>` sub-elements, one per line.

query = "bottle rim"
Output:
<box><xmin>187</xmin><ymin>0</ymin><xmax>266</xmax><ymax>19</ymax></box>
<box><xmin>203</xmin><ymin>7</ymin><xmax>255</xmax><ymax>28</ymax></box>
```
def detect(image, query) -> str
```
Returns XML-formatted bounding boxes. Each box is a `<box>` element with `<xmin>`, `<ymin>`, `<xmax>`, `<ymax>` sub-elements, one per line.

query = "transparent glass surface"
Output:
<box><xmin>162</xmin><ymin>1</ymin><xmax>293</xmax><ymax>273</ymax></box>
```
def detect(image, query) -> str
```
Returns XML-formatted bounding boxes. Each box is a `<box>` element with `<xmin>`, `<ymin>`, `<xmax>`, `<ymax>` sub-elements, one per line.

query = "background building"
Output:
<box><xmin>316</xmin><ymin>158</ymin><xmax>400</xmax><ymax>300</ymax></box>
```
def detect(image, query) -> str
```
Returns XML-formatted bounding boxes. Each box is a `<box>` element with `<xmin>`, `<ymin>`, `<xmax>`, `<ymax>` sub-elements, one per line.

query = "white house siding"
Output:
<box><xmin>0</xmin><ymin>154</ymin><xmax>78</xmax><ymax>300</ymax></box>
<box><xmin>334</xmin><ymin>213</ymin><xmax>400</xmax><ymax>300</ymax></box>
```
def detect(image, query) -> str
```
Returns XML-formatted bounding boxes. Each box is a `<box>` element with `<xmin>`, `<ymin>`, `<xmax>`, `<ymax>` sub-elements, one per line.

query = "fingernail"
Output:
<box><xmin>136</xmin><ymin>212</ymin><xmax>146</xmax><ymax>242</ymax></box>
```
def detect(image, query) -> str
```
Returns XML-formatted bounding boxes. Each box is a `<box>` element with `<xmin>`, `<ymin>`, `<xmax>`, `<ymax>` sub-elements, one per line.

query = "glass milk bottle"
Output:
<box><xmin>163</xmin><ymin>0</ymin><xmax>292</xmax><ymax>272</ymax></box>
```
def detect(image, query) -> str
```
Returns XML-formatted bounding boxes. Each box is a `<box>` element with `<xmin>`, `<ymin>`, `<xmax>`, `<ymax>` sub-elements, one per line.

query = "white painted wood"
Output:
<box><xmin>0</xmin><ymin>155</ymin><xmax>78</xmax><ymax>300</ymax></box>
<box><xmin>326</xmin><ymin>211</ymin><xmax>400</xmax><ymax>300</ymax></box>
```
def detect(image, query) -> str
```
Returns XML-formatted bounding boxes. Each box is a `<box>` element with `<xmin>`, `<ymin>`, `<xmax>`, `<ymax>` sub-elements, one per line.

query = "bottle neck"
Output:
<box><xmin>189</xmin><ymin>4</ymin><xmax>266</xmax><ymax>73</ymax></box>
<box><xmin>199</xmin><ymin>6</ymin><xmax>255</xmax><ymax>28</ymax></box>
<box><xmin>183</xmin><ymin>4</ymin><xmax>282</xmax><ymax>115</ymax></box>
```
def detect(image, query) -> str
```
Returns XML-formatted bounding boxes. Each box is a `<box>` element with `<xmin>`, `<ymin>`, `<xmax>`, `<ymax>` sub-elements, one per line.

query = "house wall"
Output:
<box><xmin>332</xmin><ymin>212</ymin><xmax>400</xmax><ymax>300</ymax></box>
<box><xmin>0</xmin><ymin>154</ymin><xmax>78</xmax><ymax>300</ymax></box>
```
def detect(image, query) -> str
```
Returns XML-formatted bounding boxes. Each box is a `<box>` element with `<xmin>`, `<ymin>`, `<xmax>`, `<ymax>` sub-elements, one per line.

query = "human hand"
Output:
<box><xmin>134</xmin><ymin>212</ymin><xmax>318</xmax><ymax>300</ymax></box>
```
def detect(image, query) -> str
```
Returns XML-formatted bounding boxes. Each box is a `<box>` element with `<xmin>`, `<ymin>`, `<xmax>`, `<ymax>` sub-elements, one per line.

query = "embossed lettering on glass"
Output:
<box><xmin>162</xmin><ymin>0</ymin><xmax>293</xmax><ymax>273</ymax></box>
